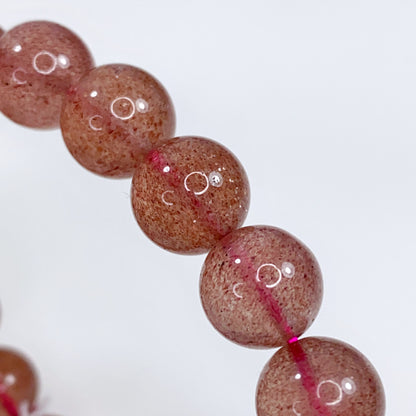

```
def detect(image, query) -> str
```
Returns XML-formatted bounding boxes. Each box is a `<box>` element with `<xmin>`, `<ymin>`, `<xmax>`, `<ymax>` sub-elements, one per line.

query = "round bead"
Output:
<box><xmin>60</xmin><ymin>64</ymin><xmax>176</xmax><ymax>178</ymax></box>
<box><xmin>256</xmin><ymin>337</ymin><xmax>385</xmax><ymax>416</ymax></box>
<box><xmin>0</xmin><ymin>348</ymin><xmax>38</xmax><ymax>416</ymax></box>
<box><xmin>0</xmin><ymin>21</ymin><xmax>94</xmax><ymax>129</ymax></box>
<box><xmin>131</xmin><ymin>136</ymin><xmax>250</xmax><ymax>254</ymax></box>
<box><xmin>199</xmin><ymin>226</ymin><xmax>322</xmax><ymax>348</ymax></box>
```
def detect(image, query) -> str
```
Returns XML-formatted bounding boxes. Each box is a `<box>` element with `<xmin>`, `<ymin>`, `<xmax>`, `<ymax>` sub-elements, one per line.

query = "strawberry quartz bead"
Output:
<box><xmin>200</xmin><ymin>226</ymin><xmax>323</xmax><ymax>348</ymax></box>
<box><xmin>256</xmin><ymin>337</ymin><xmax>385</xmax><ymax>416</ymax></box>
<box><xmin>60</xmin><ymin>64</ymin><xmax>176</xmax><ymax>178</ymax></box>
<box><xmin>131</xmin><ymin>136</ymin><xmax>250</xmax><ymax>254</ymax></box>
<box><xmin>0</xmin><ymin>348</ymin><xmax>38</xmax><ymax>416</ymax></box>
<box><xmin>0</xmin><ymin>21</ymin><xmax>94</xmax><ymax>129</ymax></box>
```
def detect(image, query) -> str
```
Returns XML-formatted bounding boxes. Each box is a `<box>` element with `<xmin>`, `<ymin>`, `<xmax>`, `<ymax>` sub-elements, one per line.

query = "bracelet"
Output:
<box><xmin>0</xmin><ymin>20</ymin><xmax>386</xmax><ymax>416</ymax></box>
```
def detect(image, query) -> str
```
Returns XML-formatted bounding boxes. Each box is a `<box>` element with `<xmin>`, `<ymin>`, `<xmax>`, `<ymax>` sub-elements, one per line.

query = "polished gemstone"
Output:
<box><xmin>61</xmin><ymin>63</ymin><xmax>176</xmax><ymax>178</ymax></box>
<box><xmin>0</xmin><ymin>348</ymin><xmax>38</xmax><ymax>416</ymax></box>
<box><xmin>256</xmin><ymin>337</ymin><xmax>385</xmax><ymax>416</ymax></box>
<box><xmin>131</xmin><ymin>136</ymin><xmax>250</xmax><ymax>254</ymax></box>
<box><xmin>0</xmin><ymin>21</ymin><xmax>94</xmax><ymax>128</ymax></box>
<box><xmin>200</xmin><ymin>226</ymin><xmax>322</xmax><ymax>348</ymax></box>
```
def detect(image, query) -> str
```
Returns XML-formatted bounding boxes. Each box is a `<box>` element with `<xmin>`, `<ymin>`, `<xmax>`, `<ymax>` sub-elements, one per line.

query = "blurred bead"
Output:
<box><xmin>200</xmin><ymin>226</ymin><xmax>322</xmax><ymax>348</ymax></box>
<box><xmin>131</xmin><ymin>136</ymin><xmax>250</xmax><ymax>254</ymax></box>
<box><xmin>0</xmin><ymin>21</ymin><xmax>94</xmax><ymax>129</ymax></box>
<box><xmin>0</xmin><ymin>348</ymin><xmax>38</xmax><ymax>416</ymax></box>
<box><xmin>256</xmin><ymin>337</ymin><xmax>385</xmax><ymax>416</ymax></box>
<box><xmin>61</xmin><ymin>64</ymin><xmax>176</xmax><ymax>178</ymax></box>
<box><xmin>0</xmin><ymin>28</ymin><xmax>4</xmax><ymax>38</ymax></box>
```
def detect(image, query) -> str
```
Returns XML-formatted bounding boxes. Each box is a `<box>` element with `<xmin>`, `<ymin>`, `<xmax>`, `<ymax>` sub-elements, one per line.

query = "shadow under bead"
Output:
<box><xmin>0</xmin><ymin>21</ymin><xmax>94</xmax><ymax>129</ymax></box>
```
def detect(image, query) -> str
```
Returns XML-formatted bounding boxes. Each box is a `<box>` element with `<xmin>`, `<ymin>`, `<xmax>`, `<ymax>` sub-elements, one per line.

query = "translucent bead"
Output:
<box><xmin>256</xmin><ymin>337</ymin><xmax>385</xmax><ymax>416</ymax></box>
<box><xmin>0</xmin><ymin>348</ymin><xmax>38</xmax><ymax>416</ymax></box>
<box><xmin>200</xmin><ymin>226</ymin><xmax>322</xmax><ymax>348</ymax></box>
<box><xmin>0</xmin><ymin>21</ymin><xmax>94</xmax><ymax>129</ymax></box>
<box><xmin>60</xmin><ymin>64</ymin><xmax>176</xmax><ymax>178</ymax></box>
<box><xmin>131</xmin><ymin>136</ymin><xmax>250</xmax><ymax>254</ymax></box>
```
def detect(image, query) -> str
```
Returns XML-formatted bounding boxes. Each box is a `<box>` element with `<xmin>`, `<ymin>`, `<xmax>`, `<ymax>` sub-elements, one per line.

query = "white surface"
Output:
<box><xmin>0</xmin><ymin>1</ymin><xmax>414</xmax><ymax>415</ymax></box>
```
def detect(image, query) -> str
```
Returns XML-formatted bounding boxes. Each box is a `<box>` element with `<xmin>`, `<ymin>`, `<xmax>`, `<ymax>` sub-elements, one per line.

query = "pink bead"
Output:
<box><xmin>60</xmin><ymin>64</ymin><xmax>176</xmax><ymax>178</ymax></box>
<box><xmin>0</xmin><ymin>21</ymin><xmax>94</xmax><ymax>129</ymax></box>
<box><xmin>200</xmin><ymin>226</ymin><xmax>323</xmax><ymax>348</ymax></box>
<box><xmin>131</xmin><ymin>136</ymin><xmax>250</xmax><ymax>254</ymax></box>
<box><xmin>256</xmin><ymin>337</ymin><xmax>385</xmax><ymax>416</ymax></box>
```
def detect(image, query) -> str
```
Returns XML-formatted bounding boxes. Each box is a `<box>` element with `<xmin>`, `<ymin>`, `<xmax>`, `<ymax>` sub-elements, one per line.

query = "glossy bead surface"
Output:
<box><xmin>61</xmin><ymin>64</ymin><xmax>176</xmax><ymax>178</ymax></box>
<box><xmin>200</xmin><ymin>226</ymin><xmax>322</xmax><ymax>348</ymax></box>
<box><xmin>256</xmin><ymin>337</ymin><xmax>385</xmax><ymax>416</ymax></box>
<box><xmin>0</xmin><ymin>21</ymin><xmax>94</xmax><ymax>129</ymax></box>
<box><xmin>0</xmin><ymin>348</ymin><xmax>38</xmax><ymax>416</ymax></box>
<box><xmin>131</xmin><ymin>136</ymin><xmax>250</xmax><ymax>254</ymax></box>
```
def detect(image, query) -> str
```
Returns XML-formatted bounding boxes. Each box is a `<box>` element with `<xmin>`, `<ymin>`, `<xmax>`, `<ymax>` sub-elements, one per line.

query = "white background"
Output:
<box><xmin>0</xmin><ymin>1</ymin><xmax>414</xmax><ymax>415</ymax></box>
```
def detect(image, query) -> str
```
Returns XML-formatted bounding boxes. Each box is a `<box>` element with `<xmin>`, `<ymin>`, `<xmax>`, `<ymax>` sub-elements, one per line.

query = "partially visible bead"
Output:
<box><xmin>0</xmin><ymin>21</ymin><xmax>94</xmax><ymax>129</ymax></box>
<box><xmin>200</xmin><ymin>226</ymin><xmax>322</xmax><ymax>348</ymax></box>
<box><xmin>60</xmin><ymin>64</ymin><xmax>176</xmax><ymax>178</ymax></box>
<box><xmin>131</xmin><ymin>136</ymin><xmax>250</xmax><ymax>254</ymax></box>
<box><xmin>256</xmin><ymin>337</ymin><xmax>385</xmax><ymax>416</ymax></box>
<box><xmin>0</xmin><ymin>29</ymin><xmax>4</xmax><ymax>38</ymax></box>
<box><xmin>0</xmin><ymin>348</ymin><xmax>38</xmax><ymax>416</ymax></box>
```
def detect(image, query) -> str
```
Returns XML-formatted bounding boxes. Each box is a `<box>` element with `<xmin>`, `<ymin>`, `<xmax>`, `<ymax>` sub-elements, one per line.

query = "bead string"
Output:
<box><xmin>0</xmin><ymin>391</ymin><xmax>19</xmax><ymax>416</ymax></box>
<box><xmin>225</xmin><ymin>242</ymin><xmax>334</xmax><ymax>416</ymax></box>
<box><xmin>0</xmin><ymin>20</ymin><xmax>385</xmax><ymax>416</ymax></box>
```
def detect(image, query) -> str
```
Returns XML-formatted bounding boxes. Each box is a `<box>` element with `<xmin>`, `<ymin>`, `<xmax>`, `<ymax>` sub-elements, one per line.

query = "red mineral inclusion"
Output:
<box><xmin>256</xmin><ymin>337</ymin><xmax>386</xmax><ymax>416</ymax></box>
<box><xmin>131</xmin><ymin>136</ymin><xmax>250</xmax><ymax>254</ymax></box>
<box><xmin>199</xmin><ymin>226</ymin><xmax>323</xmax><ymax>348</ymax></box>
<box><xmin>0</xmin><ymin>348</ymin><xmax>38</xmax><ymax>416</ymax></box>
<box><xmin>0</xmin><ymin>21</ymin><xmax>94</xmax><ymax>129</ymax></box>
<box><xmin>60</xmin><ymin>64</ymin><xmax>176</xmax><ymax>178</ymax></box>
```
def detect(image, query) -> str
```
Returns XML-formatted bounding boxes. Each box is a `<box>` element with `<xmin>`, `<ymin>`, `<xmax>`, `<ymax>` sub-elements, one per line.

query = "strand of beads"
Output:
<box><xmin>0</xmin><ymin>20</ymin><xmax>385</xmax><ymax>416</ymax></box>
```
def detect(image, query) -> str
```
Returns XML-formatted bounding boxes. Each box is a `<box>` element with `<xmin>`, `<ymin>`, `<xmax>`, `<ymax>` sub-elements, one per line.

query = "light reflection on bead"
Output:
<box><xmin>256</xmin><ymin>263</ymin><xmax>282</xmax><ymax>288</ymax></box>
<box><xmin>209</xmin><ymin>171</ymin><xmax>223</xmax><ymax>187</ymax></box>
<box><xmin>282</xmin><ymin>261</ymin><xmax>296</xmax><ymax>278</ymax></box>
<box><xmin>88</xmin><ymin>115</ymin><xmax>103</xmax><ymax>131</ymax></box>
<box><xmin>317</xmin><ymin>379</ymin><xmax>343</xmax><ymax>406</ymax></box>
<box><xmin>110</xmin><ymin>96</ymin><xmax>136</xmax><ymax>120</ymax></box>
<box><xmin>161</xmin><ymin>190</ymin><xmax>174</xmax><ymax>206</ymax></box>
<box><xmin>12</xmin><ymin>68</ymin><xmax>27</xmax><ymax>85</ymax></box>
<box><xmin>57</xmin><ymin>54</ymin><xmax>70</xmax><ymax>69</ymax></box>
<box><xmin>32</xmin><ymin>50</ymin><xmax>57</xmax><ymax>75</ymax></box>
<box><xmin>341</xmin><ymin>377</ymin><xmax>357</xmax><ymax>395</ymax></box>
<box><xmin>232</xmin><ymin>282</ymin><xmax>244</xmax><ymax>299</ymax></box>
<box><xmin>184</xmin><ymin>171</ymin><xmax>210</xmax><ymax>195</ymax></box>
<box><xmin>0</xmin><ymin>373</ymin><xmax>16</xmax><ymax>389</ymax></box>
<box><xmin>136</xmin><ymin>98</ymin><xmax>149</xmax><ymax>113</ymax></box>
